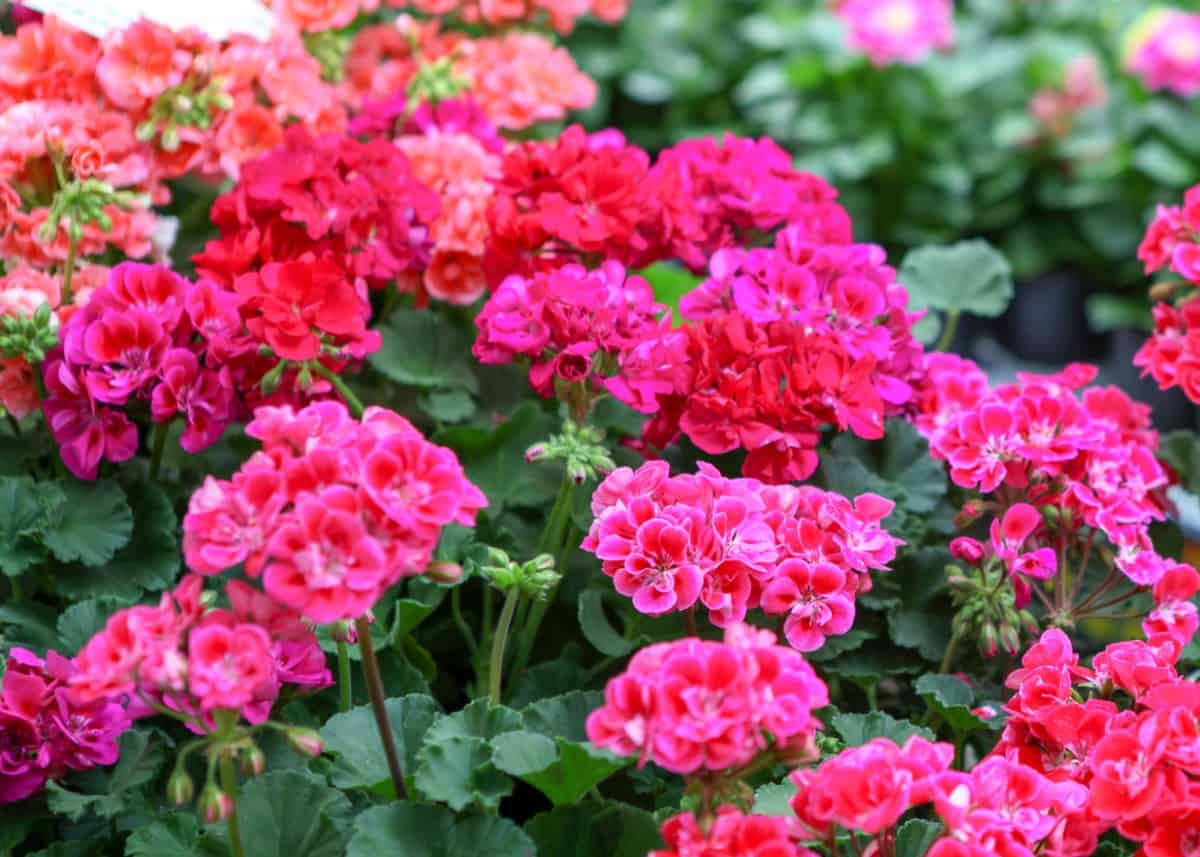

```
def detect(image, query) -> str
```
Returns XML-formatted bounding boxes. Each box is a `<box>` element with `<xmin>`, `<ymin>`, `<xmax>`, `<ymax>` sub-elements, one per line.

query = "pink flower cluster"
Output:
<box><xmin>397</xmin><ymin>0</ymin><xmax>627</xmax><ymax>33</ymax></box>
<box><xmin>70</xmin><ymin>574</ymin><xmax>331</xmax><ymax>734</ymax></box>
<box><xmin>40</xmin><ymin>259</ymin><xmax>379</xmax><ymax>479</ymax></box>
<box><xmin>183</xmin><ymin>401</ymin><xmax>486</xmax><ymax>623</ymax></box>
<box><xmin>1029</xmin><ymin>55</ymin><xmax>1108</xmax><ymax>139</ymax></box>
<box><xmin>616</xmin><ymin>228</ymin><xmax>925</xmax><ymax>483</ymax></box>
<box><xmin>473</xmin><ymin>262</ymin><xmax>672</xmax><ymax>402</ymax></box>
<box><xmin>1135</xmin><ymin>185</ymin><xmax>1200</xmax><ymax>404</ymax></box>
<box><xmin>994</xmin><ymin>626</ymin><xmax>1200</xmax><ymax>855</ymax></box>
<box><xmin>581</xmin><ymin>461</ymin><xmax>902</xmax><ymax>651</ymax></box>
<box><xmin>1126</xmin><ymin>8</ymin><xmax>1200</xmax><ymax>97</ymax></box>
<box><xmin>585</xmin><ymin>623</ymin><xmax>829</xmax><ymax>774</ymax></box>
<box><xmin>950</xmin><ymin>503</ymin><xmax>1058</xmax><ymax>610</ymax></box>
<box><xmin>791</xmin><ymin>735</ymin><xmax>953</xmax><ymax>836</ymax></box>
<box><xmin>340</xmin><ymin>22</ymin><xmax>596</xmax><ymax>132</ymax></box>
<box><xmin>833</xmin><ymin>0</ymin><xmax>955</xmax><ymax>67</ymax></box>
<box><xmin>921</xmin><ymin>361</ymin><xmax>1170</xmax><ymax>586</ymax></box>
<box><xmin>195</xmin><ymin>126</ymin><xmax>439</xmax><ymax>293</ymax></box>
<box><xmin>0</xmin><ymin>647</ymin><xmax>129</xmax><ymax>805</ymax></box>
<box><xmin>652</xmin><ymin>807</ymin><xmax>816</xmax><ymax>857</ymax></box>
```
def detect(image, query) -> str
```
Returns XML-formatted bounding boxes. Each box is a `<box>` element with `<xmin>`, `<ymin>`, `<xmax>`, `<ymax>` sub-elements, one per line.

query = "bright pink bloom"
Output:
<box><xmin>652</xmin><ymin>807</ymin><xmax>814</xmax><ymax>857</ymax></box>
<box><xmin>187</xmin><ymin>616</ymin><xmax>277</xmax><ymax>713</ymax></box>
<box><xmin>1127</xmin><ymin>9</ymin><xmax>1200</xmax><ymax>97</ymax></box>
<box><xmin>835</xmin><ymin>0</ymin><xmax>955</xmax><ymax>66</ymax></box>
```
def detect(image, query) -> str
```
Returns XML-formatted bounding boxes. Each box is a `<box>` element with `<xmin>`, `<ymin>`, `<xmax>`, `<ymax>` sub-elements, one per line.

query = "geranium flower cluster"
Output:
<box><xmin>651</xmin><ymin>807</ymin><xmax>816</xmax><ymax>857</ymax></box>
<box><xmin>473</xmin><ymin>262</ymin><xmax>672</xmax><ymax>405</ymax></box>
<box><xmin>1134</xmin><ymin>184</ymin><xmax>1200</xmax><ymax>404</ymax></box>
<box><xmin>182</xmin><ymin>401</ymin><xmax>486</xmax><ymax>623</ymax></box>
<box><xmin>616</xmin><ymin>228</ymin><xmax>924</xmax><ymax>483</ymax></box>
<box><xmin>581</xmin><ymin>461</ymin><xmax>902</xmax><ymax>650</ymax></box>
<box><xmin>341</xmin><ymin>21</ymin><xmax>596</xmax><ymax>131</ymax></box>
<box><xmin>994</xmin><ymin>626</ymin><xmax>1200</xmax><ymax>855</ymax></box>
<box><xmin>396</xmin><ymin>0</ymin><xmax>627</xmax><ymax>32</ymax></box>
<box><xmin>40</xmin><ymin>259</ymin><xmax>380</xmax><ymax>479</ymax></box>
<box><xmin>194</xmin><ymin>126</ymin><xmax>439</xmax><ymax>293</ymax></box>
<box><xmin>0</xmin><ymin>647</ymin><xmax>130</xmax><ymax>805</ymax></box>
<box><xmin>832</xmin><ymin>0</ymin><xmax>955</xmax><ymax>67</ymax></box>
<box><xmin>1029</xmin><ymin>55</ymin><xmax>1108</xmax><ymax>139</ymax></box>
<box><xmin>585</xmin><ymin>623</ymin><xmax>829</xmax><ymax>775</ymax></box>
<box><xmin>921</xmin><ymin>361</ymin><xmax>1170</xmax><ymax>587</ymax></box>
<box><xmin>70</xmin><ymin>574</ymin><xmax>331</xmax><ymax>735</ymax></box>
<box><xmin>1125</xmin><ymin>7</ymin><xmax>1200</xmax><ymax>97</ymax></box>
<box><xmin>0</xmin><ymin>15</ymin><xmax>345</xmax><ymax>186</ymax></box>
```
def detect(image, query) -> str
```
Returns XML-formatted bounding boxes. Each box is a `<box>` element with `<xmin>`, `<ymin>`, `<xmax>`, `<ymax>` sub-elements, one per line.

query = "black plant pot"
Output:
<box><xmin>1105</xmin><ymin>327</ymin><xmax>1196</xmax><ymax>432</ymax></box>
<box><xmin>1001</xmin><ymin>271</ymin><xmax>1103</xmax><ymax>365</ymax></box>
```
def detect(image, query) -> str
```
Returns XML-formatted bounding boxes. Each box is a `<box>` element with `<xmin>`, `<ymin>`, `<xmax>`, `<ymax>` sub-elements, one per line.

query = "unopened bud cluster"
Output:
<box><xmin>136</xmin><ymin>80</ymin><xmax>234</xmax><ymax>151</ymax></box>
<box><xmin>479</xmin><ymin>548</ymin><xmax>561</xmax><ymax>600</ymax></box>
<box><xmin>525</xmin><ymin>419</ymin><xmax>615</xmax><ymax>485</ymax></box>
<box><xmin>946</xmin><ymin>562</ymin><xmax>1039</xmax><ymax>658</ymax></box>
<box><xmin>0</xmin><ymin>304</ymin><xmax>58</xmax><ymax>363</ymax></box>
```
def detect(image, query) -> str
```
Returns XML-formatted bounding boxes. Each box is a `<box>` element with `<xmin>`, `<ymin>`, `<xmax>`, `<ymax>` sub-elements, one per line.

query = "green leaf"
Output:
<box><xmin>57</xmin><ymin>600</ymin><xmax>111</xmax><ymax>656</ymax></box>
<box><xmin>522</xmin><ymin>690</ymin><xmax>603</xmax><ymax>743</ymax></box>
<box><xmin>639</xmin><ymin>262</ymin><xmax>700</xmax><ymax>325</ymax></box>
<box><xmin>370</xmin><ymin>309</ymin><xmax>478</xmax><ymax>393</ymax></box>
<box><xmin>234</xmin><ymin>771</ymin><xmax>351</xmax><ymax>857</ymax></box>
<box><xmin>578</xmin><ymin>590</ymin><xmax>635</xmax><ymax>657</ymax></box>
<box><xmin>525</xmin><ymin>802</ymin><xmax>663</xmax><ymax>857</ymax></box>
<box><xmin>0</xmin><ymin>813</ymin><xmax>35</xmax><ymax>853</ymax></box>
<box><xmin>895</xmin><ymin>818</ymin><xmax>943</xmax><ymax>857</ymax></box>
<box><xmin>898</xmin><ymin>239</ymin><xmax>1014</xmax><ymax>318</ymax></box>
<box><xmin>419</xmin><ymin>389</ymin><xmax>476</xmax><ymax>423</ymax></box>
<box><xmin>491</xmin><ymin>732</ymin><xmax>628</xmax><ymax>806</ymax></box>
<box><xmin>414</xmin><ymin>735</ymin><xmax>513</xmax><ymax>812</ymax></box>
<box><xmin>436</xmin><ymin>403</ymin><xmax>558</xmax><ymax>512</ymax></box>
<box><xmin>54</xmin><ymin>482</ymin><xmax>180</xmax><ymax>602</ymax></box>
<box><xmin>831</xmin><ymin>711</ymin><xmax>935</xmax><ymax>747</ymax></box>
<box><xmin>0</xmin><ymin>476</ymin><xmax>60</xmax><ymax>576</ymax></box>
<box><xmin>392</xmin><ymin>578</ymin><xmax>446</xmax><ymax>639</ymax></box>
<box><xmin>348</xmin><ymin>803</ymin><xmax>535</xmax><ymax>857</ymax></box>
<box><xmin>41</xmin><ymin>480</ymin><xmax>133</xmax><ymax>567</ymax></box>
<box><xmin>807</xmin><ymin>629</ymin><xmax>874</xmax><ymax>663</ymax></box>
<box><xmin>916</xmin><ymin>673</ymin><xmax>988</xmax><ymax>735</ymax></box>
<box><xmin>125</xmin><ymin>813</ymin><xmax>199</xmax><ymax>857</ymax></box>
<box><xmin>1161</xmin><ymin>431</ymin><xmax>1200</xmax><ymax>495</ymax></box>
<box><xmin>1134</xmin><ymin>140</ymin><xmax>1194</xmax><ymax>186</ymax></box>
<box><xmin>319</xmin><ymin>694</ymin><xmax>441</xmax><ymax>792</ymax></box>
<box><xmin>47</xmin><ymin>730</ymin><xmax>165</xmax><ymax>821</ymax></box>
<box><xmin>888</xmin><ymin>609</ymin><xmax>953</xmax><ymax>662</ymax></box>
<box><xmin>425</xmin><ymin>698</ymin><xmax>523</xmax><ymax>743</ymax></box>
<box><xmin>0</xmin><ymin>602</ymin><xmax>60</xmax><ymax>652</ymax></box>
<box><xmin>752</xmin><ymin>780</ymin><xmax>797</xmax><ymax>817</ymax></box>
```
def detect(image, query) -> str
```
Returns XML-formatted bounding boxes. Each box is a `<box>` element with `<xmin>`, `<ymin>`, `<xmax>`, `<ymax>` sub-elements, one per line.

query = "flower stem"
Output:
<box><xmin>354</xmin><ymin>616</ymin><xmax>407</xmax><ymax>799</ymax></box>
<box><xmin>336</xmin><ymin>640</ymin><xmax>352</xmax><ymax>713</ymax></box>
<box><xmin>685</xmin><ymin>606</ymin><xmax>698</xmax><ymax>638</ymax></box>
<box><xmin>149</xmin><ymin>419</ymin><xmax>170</xmax><ymax>481</ymax></box>
<box><xmin>219</xmin><ymin>752</ymin><xmax>246</xmax><ymax>857</ymax></box>
<box><xmin>489</xmin><ymin>587</ymin><xmax>521</xmax><ymax>703</ymax></box>
<box><xmin>935</xmin><ymin>310</ymin><xmax>961</xmax><ymax>352</ymax></box>
<box><xmin>61</xmin><ymin>229</ymin><xmax>78</xmax><ymax>306</ymax></box>
<box><xmin>450</xmin><ymin>585</ymin><xmax>478</xmax><ymax>655</ymax></box>
<box><xmin>313</xmin><ymin>364</ymin><xmax>365</xmax><ymax>418</ymax></box>
<box><xmin>939</xmin><ymin>624</ymin><xmax>965</xmax><ymax>674</ymax></box>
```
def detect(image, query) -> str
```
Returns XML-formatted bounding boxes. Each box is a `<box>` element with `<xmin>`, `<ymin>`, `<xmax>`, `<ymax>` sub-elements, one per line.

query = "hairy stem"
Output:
<box><xmin>149</xmin><ymin>418</ymin><xmax>170</xmax><ymax>481</ymax></box>
<box><xmin>935</xmin><ymin>310</ymin><xmax>961</xmax><ymax>352</ymax></box>
<box><xmin>219</xmin><ymin>752</ymin><xmax>246</xmax><ymax>857</ymax></box>
<box><xmin>313</xmin><ymin>364</ymin><xmax>365</xmax><ymax>418</ymax></box>
<box><xmin>336</xmin><ymin>640</ymin><xmax>352</xmax><ymax>713</ymax></box>
<box><xmin>354</xmin><ymin>616</ymin><xmax>407</xmax><ymax>799</ymax></box>
<box><xmin>488</xmin><ymin>587</ymin><xmax>521</xmax><ymax>703</ymax></box>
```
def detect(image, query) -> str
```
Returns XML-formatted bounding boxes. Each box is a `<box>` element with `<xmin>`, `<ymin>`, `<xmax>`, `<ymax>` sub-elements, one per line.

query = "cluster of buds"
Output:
<box><xmin>525</xmin><ymin>419</ymin><xmax>616</xmax><ymax>485</ymax></box>
<box><xmin>478</xmin><ymin>548</ymin><xmax>562</xmax><ymax>601</ymax></box>
<box><xmin>39</xmin><ymin>176</ymin><xmax>148</xmax><ymax>246</ymax></box>
<box><xmin>135</xmin><ymin>79</ymin><xmax>235</xmax><ymax>152</ymax></box>
<box><xmin>0</xmin><ymin>303</ymin><xmax>58</xmax><ymax>364</ymax></box>
<box><xmin>303</xmin><ymin>31</ymin><xmax>351</xmax><ymax>84</ymax></box>
<box><xmin>167</xmin><ymin>715</ymin><xmax>323</xmax><ymax>822</ymax></box>
<box><xmin>946</xmin><ymin>555</ymin><xmax>1039</xmax><ymax>658</ymax></box>
<box><xmin>405</xmin><ymin>54</ymin><xmax>471</xmax><ymax>111</ymax></box>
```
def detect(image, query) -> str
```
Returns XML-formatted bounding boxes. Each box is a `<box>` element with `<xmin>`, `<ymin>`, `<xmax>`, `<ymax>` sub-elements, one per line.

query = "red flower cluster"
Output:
<box><xmin>617</xmin><ymin>229</ymin><xmax>924</xmax><ymax>482</ymax></box>
<box><xmin>585</xmin><ymin>623</ymin><xmax>828</xmax><ymax>775</ymax></box>
<box><xmin>923</xmin><ymin>361</ymin><xmax>1170</xmax><ymax>586</ymax></box>
<box><xmin>995</xmin><ymin>626</ymin><xmax>1200</xmax><ymax>855</ymax></box>
<box><xmin>70</xmin><ymin>574</ymin><xmax>330</xmax><ymax>734</ymax></box>
<box><xmin>652</xmin><ymin>807</ymin><xmax>817</xmax><ymax>857</ymax></box>
<box><xmin>182</xmin><ymin>401</ymin><xmax>486</xmax><ymax>622</ymax></box>
<box><xmin>0</xmin><ymin>647</ymin><xmax>130</xmax><ymax>805</ymax></box>
<box><xmin>195</xmin><ymin>126</ymin><xmax>440</xmax><ymax>292</ymax></box>
<box><xmin>473</xmin><ymin>261</ymin><xmax>672</xmax><ymax>402</ymax></box>
<box><xmin>582</xmin><ymin>461</ymin><xmax>902</xmax><ymax>649</ymax></box>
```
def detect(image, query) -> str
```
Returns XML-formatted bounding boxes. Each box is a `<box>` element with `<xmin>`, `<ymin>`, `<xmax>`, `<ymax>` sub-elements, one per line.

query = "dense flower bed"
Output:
<box><xmin>2</xmin><ymin>3</ymin><xmax>1200</xmax><ymax>857</ymax></box>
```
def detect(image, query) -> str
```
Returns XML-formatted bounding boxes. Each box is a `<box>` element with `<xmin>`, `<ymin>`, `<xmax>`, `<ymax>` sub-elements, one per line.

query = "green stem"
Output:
<box><xmin>935</xmin><ymin>310</ymin><xmax>961</xmax><ymax>352</ymax></box>
<box><xmin>61</xmin><ymin>229</ymin><xmax>78</xmax><ymax>306</ymax></box>
<box><xmin>379</xmin><ymin>283</ymin><xmax>403</xmax><ymax>324</ymax></box>
<box><xmin>313</xmin><ymin>363</ymin><xmax>365</xmax><ymax>418</ymax></box>
<box><xmin>148</xmin><ymin>418</ymin><xmax>170</xmax><ymax>481</ymax></box>
<box><xmin>9</xmin><ymin>576</ymin><xmax>22</xmax><ymax>603</ymax></box>
<box><xmin>537</xmin><ymin>474</ymin><xmax>575</xmax><ymax>555</ymax></box>
<box><xmin>219</xmin><ymin>753</ymin><xmax>246</xmax><ymax>857</ymax></box>
<box><xmin>939</xmin><ymin>624</ymin><xmax>965</xmax><ymax>674</ymax></box>
<box><xmin>336</xmin><ymin>641</ymin><xmax>352</xmax><ymax>713</ymax></box>
<box><xmin>5</xmin><ymin>414</ymin><xmax>21</xmax><ymax>437</ymax></box>
<box><xmin>450</xmin><ymin>586</ymin><xmax>478</xmax><ymax>655</ymax></box>
<box><xmin>488</xmin><ymin>587</ymin><xmax>521</xmax><ymax>703</ymax></box>
<box><xmin>354</xmin><ymin>616</ymin><xmax>407</xmax><ymax>799</ymax></box>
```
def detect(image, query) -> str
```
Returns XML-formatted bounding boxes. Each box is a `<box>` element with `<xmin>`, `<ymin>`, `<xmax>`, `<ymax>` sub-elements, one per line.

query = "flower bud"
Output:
<box><xmin>166</xmin><ymin>768</ymin><xmax>194</xmax><ymax>806</ymax></box>
<box><xmin>1018</xmin><ymin>610</ymin><xmax>1040</xmax><ymax>637</ymax></box>
<box><xmin>330</xmin><ymin>620</ymin><xmax>357</xmax><ymax>644</ymax></box>
<box><xmin>980</xmin><ymin>622</ymin><xmax>999</xmax><ymax>658</ymax></box>
<box><xmin>427</xmin><ymin>560</ymin><xmax>463</xmax><ymax>585</ymax></box>
<box><xmin>286</xmin><ymin>726</ymin><xmax>324</xmax><ymax>758</ymax></box>
<box><xmin>240</xmin><ymin>744</ymin><xmax>266</xmax><ymax>777</ymax></box>
<box><xmin>949</xmin><ymin>537</ymin><xmax>985</xmax><ymax>566</ymax></box>
<box><xmin>999</xmin><ymin>623</ymin><xmax>1021</xmax><ymax>655</ymax></box>
<box><xmin>525</xmin><ymin>443</ymin><xmax>546</xmax><ymax>463</ymax></box>
<box><xmin>160</xmin><ymin>125</ymin><xmax>181</xmax><ymax>152</ymax></box>
<box><xmin>199</xmin><ymin>783</ymin><xmax>232</xmax><ymax>823</ymax></box>
<box><xmin>954</xmin><ymin>501</ymin><xmax>984</xmax><ymax>529</ymax></box>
